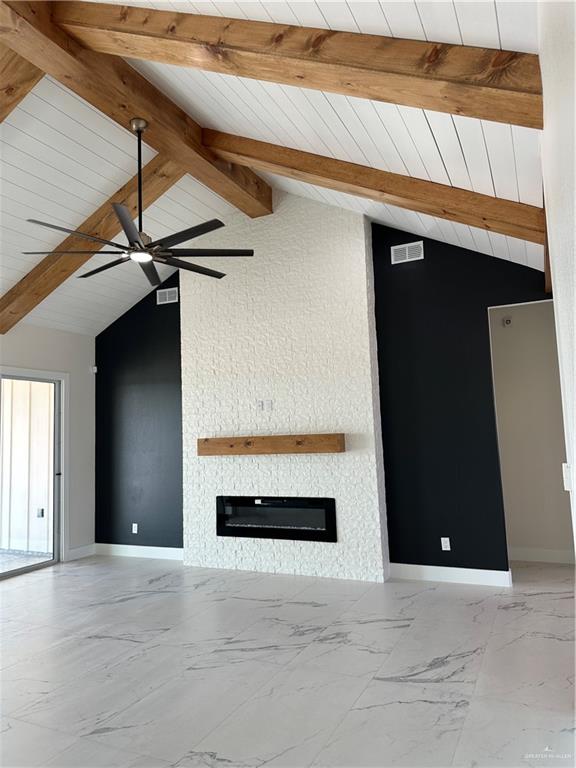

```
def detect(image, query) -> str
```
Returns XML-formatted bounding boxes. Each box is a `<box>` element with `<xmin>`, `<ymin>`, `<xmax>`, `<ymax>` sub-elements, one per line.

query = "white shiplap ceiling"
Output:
<box><xmin>0</xmin><ymin>77</ymin><xmax>238</xmax><ymax>335</ymax></box>
<box><xmin>0</xmin><ymin>1</ymin><xmax>545</xmax><ymax>336</ymax></box>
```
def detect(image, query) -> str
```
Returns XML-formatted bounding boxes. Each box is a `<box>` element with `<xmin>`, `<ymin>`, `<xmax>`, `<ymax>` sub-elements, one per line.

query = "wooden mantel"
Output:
<box><xmin>197</xmin><ymin>433</ymin><xmax>346</xmax><ymax>456</ymax></box>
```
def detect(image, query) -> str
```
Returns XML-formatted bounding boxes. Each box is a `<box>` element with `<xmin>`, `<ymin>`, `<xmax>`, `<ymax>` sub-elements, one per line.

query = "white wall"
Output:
<box><xmin>539</xmin><ymin>1</ymin><xmax>575</xmax><ymax>543</ymax></box>
<box><xmin>0</xmin><ymin>323</ymin><xmax>95</xmax><ymax>556</ymax></box>
<box><xmin>180</xmin><ymin>193</ymin><xmax>388</xmax><ymax>581</ymax></box>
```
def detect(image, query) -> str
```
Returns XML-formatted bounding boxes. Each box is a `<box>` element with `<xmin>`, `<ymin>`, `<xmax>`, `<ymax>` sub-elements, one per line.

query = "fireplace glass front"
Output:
<box><xmin>216</xmin><ymin>496</ymin><xmax>337</xmax><ymax>542</ymax></box>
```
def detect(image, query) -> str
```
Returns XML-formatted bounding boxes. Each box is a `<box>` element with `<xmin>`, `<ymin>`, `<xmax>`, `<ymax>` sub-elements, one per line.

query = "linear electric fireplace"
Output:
<box><xmin>216</xmin><ymin>496</ymin><xmax>337</xmax><ymax>542</ymax></box>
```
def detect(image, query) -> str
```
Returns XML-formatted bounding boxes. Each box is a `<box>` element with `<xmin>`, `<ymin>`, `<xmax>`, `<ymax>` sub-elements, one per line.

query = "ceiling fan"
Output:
<box><xmin>24</xmin><ymin>118</ymin><xmax>253</xmax><ymax>287</ymax></box>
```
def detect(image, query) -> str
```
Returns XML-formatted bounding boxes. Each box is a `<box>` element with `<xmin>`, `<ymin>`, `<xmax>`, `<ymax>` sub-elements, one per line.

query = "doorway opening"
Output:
<box><xmin>0</xmin><ymin>374</ymin><xmax>63</xmax><ymax>577</ymax></box>
<box><xmin>489</xmin><ymin>300</ymin><xmax>574</xmax><ymax>567</ymax></box>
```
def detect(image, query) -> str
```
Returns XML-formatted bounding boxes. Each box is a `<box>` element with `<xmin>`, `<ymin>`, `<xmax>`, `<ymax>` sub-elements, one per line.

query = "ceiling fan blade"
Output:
<box><xmin>149</xmin><ymin>219</ymin><xmax>224</xmax><ymax>250</ymax></box>
<box><xmin>28</xmin><ymin>219</ymin><xmax>125</xmax><ymax>249</ymax></box>
<box><xmin>163</xmin><ymin>248</ymin><xmax>254</xmax><ymax>258</ymax></box>
<box><xmin>139</xmin><ymin>260</ymin><xmax>162</xmax><ymax>287</ymax></box>
<box><xmin>23</xmin><ymin>250</ymin><xmax>125</xmax><ymax>255</ymax></box>
<box><xmin>156</xmin><ymin>256</ymin><xmax>225</xmax><ymax>279</ymax></box>
<box><xmin>78</xmin><ymin>257</ymin><xmax>129</xmax><ymax>278</ymax></box>
<box><xmin>112</xmin><ymin>203</ymin><xmax>143</xmax><ymax>247</ymax></box>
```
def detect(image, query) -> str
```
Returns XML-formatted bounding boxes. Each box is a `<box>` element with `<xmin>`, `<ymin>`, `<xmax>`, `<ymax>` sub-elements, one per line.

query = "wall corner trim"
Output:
<box><xmin>389</xmin><ymin>562</ymin><xmax>513</xmax><ymax>588</ymax></box>
<box><xmin>95</xmin><ymin>544</ymin><xmax>184</xmax><ymax>561</ymax></box>
<box><xmin>63</xmin><ymin>544</ymin><xmax>96</xmax><ymax>561</ymax></box>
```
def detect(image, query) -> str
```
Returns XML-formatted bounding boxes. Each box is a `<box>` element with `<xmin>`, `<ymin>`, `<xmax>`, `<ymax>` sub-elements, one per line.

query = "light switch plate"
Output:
<box><xmin>562</xmin><ymin>463</ymin><xmax>572</xmax><ymax>492</ymax></box>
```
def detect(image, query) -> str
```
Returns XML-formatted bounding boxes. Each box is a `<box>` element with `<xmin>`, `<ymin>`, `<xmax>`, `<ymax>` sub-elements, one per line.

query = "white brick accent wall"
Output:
<box><xmin>180</xmin><ymin>193</ymin><xmax>388</xmax><ymax>581</ymax></box>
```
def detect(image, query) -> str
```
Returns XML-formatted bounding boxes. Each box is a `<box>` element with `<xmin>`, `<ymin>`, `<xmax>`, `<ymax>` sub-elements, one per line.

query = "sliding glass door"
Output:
<box><xmin>0</xmin><ymin>375</ymin><xmax>61</xmax><ymax>577</ymax></box>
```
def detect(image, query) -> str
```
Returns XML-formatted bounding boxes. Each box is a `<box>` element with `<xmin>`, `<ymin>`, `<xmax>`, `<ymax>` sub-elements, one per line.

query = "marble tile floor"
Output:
<box><xmin>0</xmin><ymin>551</ymin><xmax>53</xmax><ymax>577</ymax></box>
<box><xmin>0</xmin><ymin>558</ymin><xmax>573</xmax><ymax>768</ymax></box>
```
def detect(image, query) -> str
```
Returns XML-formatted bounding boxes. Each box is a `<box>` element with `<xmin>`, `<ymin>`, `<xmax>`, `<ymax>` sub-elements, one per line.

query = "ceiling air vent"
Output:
<box><xmin>391</xmin><ymin>240</ymin><xmax>424</xmax><ymax>265</ymax></box>
<box><xmin>156</xmin><ymin>287</ymin><xmax>179</xmax><ymax>305</ymax></box>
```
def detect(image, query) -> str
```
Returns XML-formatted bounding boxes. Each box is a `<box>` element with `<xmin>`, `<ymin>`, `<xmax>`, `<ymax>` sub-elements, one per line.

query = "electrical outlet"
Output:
<box><xmin>132</xmin><ymin>523</ymin><xmax>138</xmax><ymax>534</ymax></box>
<box><xmin>441</xmin><ymin>537</ymin><xmax>451</xmax><ymax>551</ymax></box>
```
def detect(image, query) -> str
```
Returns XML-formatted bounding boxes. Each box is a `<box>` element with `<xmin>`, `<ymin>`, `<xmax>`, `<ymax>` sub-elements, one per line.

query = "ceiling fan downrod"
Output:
<box><xmin>130</xmin><ymin>117</ymin><xmax>148</xmax><ymax>236</ymax></box>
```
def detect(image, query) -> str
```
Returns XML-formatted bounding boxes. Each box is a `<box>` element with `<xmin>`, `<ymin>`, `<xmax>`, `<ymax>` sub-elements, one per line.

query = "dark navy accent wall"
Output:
<box><xmin>95</xmin><ymin>272</ymin><xmax>183</xmax><ymax>548</ymax></box>
<box><xmin>372</xmin><ymin>225</ymin><xmax>548</xmax><ymax>571</ymax></box>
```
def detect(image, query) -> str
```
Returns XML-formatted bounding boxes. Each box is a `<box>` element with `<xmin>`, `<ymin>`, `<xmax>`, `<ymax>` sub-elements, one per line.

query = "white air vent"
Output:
<box><xmin>156</xmin><ymin>287</ymin><xmax>179</xmax><ymax>305</ymax></box>
<box><xmin>391</xmin><ymin>240</ymin><xmax>424</xmax><ymax>265</ymax></box>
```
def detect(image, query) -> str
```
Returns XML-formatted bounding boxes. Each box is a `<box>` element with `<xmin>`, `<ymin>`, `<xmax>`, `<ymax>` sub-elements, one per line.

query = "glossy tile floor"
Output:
<box><xmin>0</xmin><ymin>558</ymin><xmax>573</xmax><ymax>768</ymax></box>
<box><xmin>0</xmin><ymin>550</ymin><xmax>53</xmax><ymax>576</ymax></box>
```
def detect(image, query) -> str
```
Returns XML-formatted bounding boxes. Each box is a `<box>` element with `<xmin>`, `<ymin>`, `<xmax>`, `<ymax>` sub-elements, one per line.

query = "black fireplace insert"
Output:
<box><xmin>216</xmin><ymin>496</ymin><xmax>337</xmax><ymax>542</ymax></box>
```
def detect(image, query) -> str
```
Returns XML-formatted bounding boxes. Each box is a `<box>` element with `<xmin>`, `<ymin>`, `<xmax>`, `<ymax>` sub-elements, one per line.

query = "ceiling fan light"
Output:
<box><xmin>130</xmin><ymin>250</ymin><xmax>153</xmax><ymax>263</ymax></box>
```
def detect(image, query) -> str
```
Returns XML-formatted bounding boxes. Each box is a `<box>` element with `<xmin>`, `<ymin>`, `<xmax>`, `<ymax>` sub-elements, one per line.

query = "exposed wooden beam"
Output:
<box><xmin>53</xmin><ymin>1</ymin><xmax>543</xmax><ymax>128</ymax></box>
<box><xmin>0</xmin><ymin>156</ymin><xmax>184</xmax><ymax>334</ymax></box>
<box><xmin>204</xmin><ymin>130</ymin><xmax>546</xmax><ymax>244</ymax></box>
<box><xmin>0</xmin><ymin>42</ymin><xmax>43</xmax><ymax>121</ymax></box>
<box><xmin>0</xmin><ymin>1</ymin><xmax>272</xmax><ymax>217</ymax></box>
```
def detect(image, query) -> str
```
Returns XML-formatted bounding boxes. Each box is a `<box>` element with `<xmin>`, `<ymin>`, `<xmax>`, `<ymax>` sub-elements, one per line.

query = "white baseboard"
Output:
<box><xmin>95</xmin><ymin>544</ymin><xmax>183</xmax><ymax>561</ymax></box>
<box><xmin>63</xmin><ymin>544</ymin><xmax>95</xmax><ymax>562</ymax></box>
<box><xmin>389</xmin><ymin>562</ymin><xmax>512</xmax><ymax>588</ymax></box>
<box><xmin>509</xmin><ymin>546</ymin><xmax>575</xmax><ymax>564</ymax></box>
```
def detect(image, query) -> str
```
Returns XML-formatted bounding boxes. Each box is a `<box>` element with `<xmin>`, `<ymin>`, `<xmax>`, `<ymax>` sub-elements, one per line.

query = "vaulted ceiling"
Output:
<box><xmin>0</xmin><ymin>1</ymin><xmax>546</xmax><ymax>337</ymax></box>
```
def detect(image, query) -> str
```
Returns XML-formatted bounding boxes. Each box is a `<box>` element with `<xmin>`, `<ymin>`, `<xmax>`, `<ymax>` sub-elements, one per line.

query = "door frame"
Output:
<box><xmin>0</xmin><ymin>365</ymin><xmax>70</xmax><ymax>578</ymax></box>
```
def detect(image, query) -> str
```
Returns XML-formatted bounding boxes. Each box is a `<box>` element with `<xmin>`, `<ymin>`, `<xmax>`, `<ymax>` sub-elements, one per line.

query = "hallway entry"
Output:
<box><xmin>489</xmin><ymin>301</ymin><xmax>574</xmax><ymax>565</ymax></box>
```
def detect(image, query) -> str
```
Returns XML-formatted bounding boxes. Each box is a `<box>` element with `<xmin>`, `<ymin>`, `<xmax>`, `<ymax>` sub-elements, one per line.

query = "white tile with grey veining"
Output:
<box><xmin>154</xmin><ymin>596</ymin><xmax>268</xmax><ymax>649</ymax></box>
<box><xmin>508</xmin><ymin>563</ymin><xmax>575</xmax><ymax>594</ymax></box>
<box><xmin>493</xmin><ymin>594</ymin><xmax>575</xmax><ymax>636</ymax></box>
<box><xmin>373</xmin><ymin>617</ymin><xmax>491</xmax><ymax>686</ymax></box>
<box><xmin>452</xmin><ymin>696</ymin><xmax>575</xmax><ymax>767</ymax></box>
<box><xmin>199</xmin><ymin>614</ymin><xmax>329</xmax><ymax>667</ymax></box>
<box><xmin>1</xmin><ymin>633</ymin><xmax>139</xmax><ymax>715</ymax></box>
<box><xmin>475</xmin><ymin>625</ymin><xmax>574</xmax><ymax>712</ymax></box>
<box><xmin>83</xmin><ymin>658</ymin><xmax>281</xmax><ymax>762</ymax></box>
<box><xmin>43</xmin><ymin>737</ymin><xmax>152</xmax><ymax>767</ymax></box>
<box><xmin>0</xmin><ymin>558</ymin><xmax>573</xmax><ymax>768</ymax></box>
<box><xmin>409</xmin><ymin>585</ymin><xmax>499</xmax><ymax>628</ymax></box>
<box><xmin>287</xmin><ymin>612</ymin><xmax>412</xmax><ymax>678</ymax></box>
<box><xmin>312</xmin><ymin>680</ymin><xmax>471</xmax><ymax>767</ymax></box>
<box><xmin>0</xmin><ymin>717</ymin><xmax>76</xmax><ymax>768</ymax></box>
<box><xmin>0</xmin><ymin>621</ymin><xmax>76</xmax><ymax>670</ymax></box>
<box><xmin>350</xmin><ymin>580</ymin><xmax>440</xmax><ymax>621</ymax></box>
<box><xmin>11</xmin><ymin>641</ymin><xmax>193</xmax><ymax>736</ymax></box>
<box><xmin>185</xmin><ymin>664</ymin><xmax>369</xmax><ymax>768</ymax></box>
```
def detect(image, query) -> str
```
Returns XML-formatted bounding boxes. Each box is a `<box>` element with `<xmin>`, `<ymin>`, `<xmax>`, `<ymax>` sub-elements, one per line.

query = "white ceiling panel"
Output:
<box><xmin>1</xmin><ymin>77</ymin><xmax>241</xmax><ymax>336</ymax></box>
<box><xmin>495</xmin><ymin>2</ymin><xmax>539</xmax><ymax>53</ymax></box>
<box><xmin>134</xmin><ymin>57</ymin><xmax>542</xmax><ymax>206</ymax></box>
<box><xmin>378</xmin><ymin>1</ymin><xmax>427</xmax><ymax>40</ymax></box>
<box><xmin>416</xmin><ymin>2</ymin><xmax>462</xmax><ymax>45</ymax></box>
<box><xmin>343</xmin><ymin>2</ymin><xmax>392</xmax><ymax>35</ymax></box>
<box><xmin>453</xmin><ymin>1</ymin><xmax>501</xmax><ymax>48</ymax></box>
<box><xmin>1</xmin><ymin>2</ymin><xmax>545</xmax><ymax>338</ymax></box>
